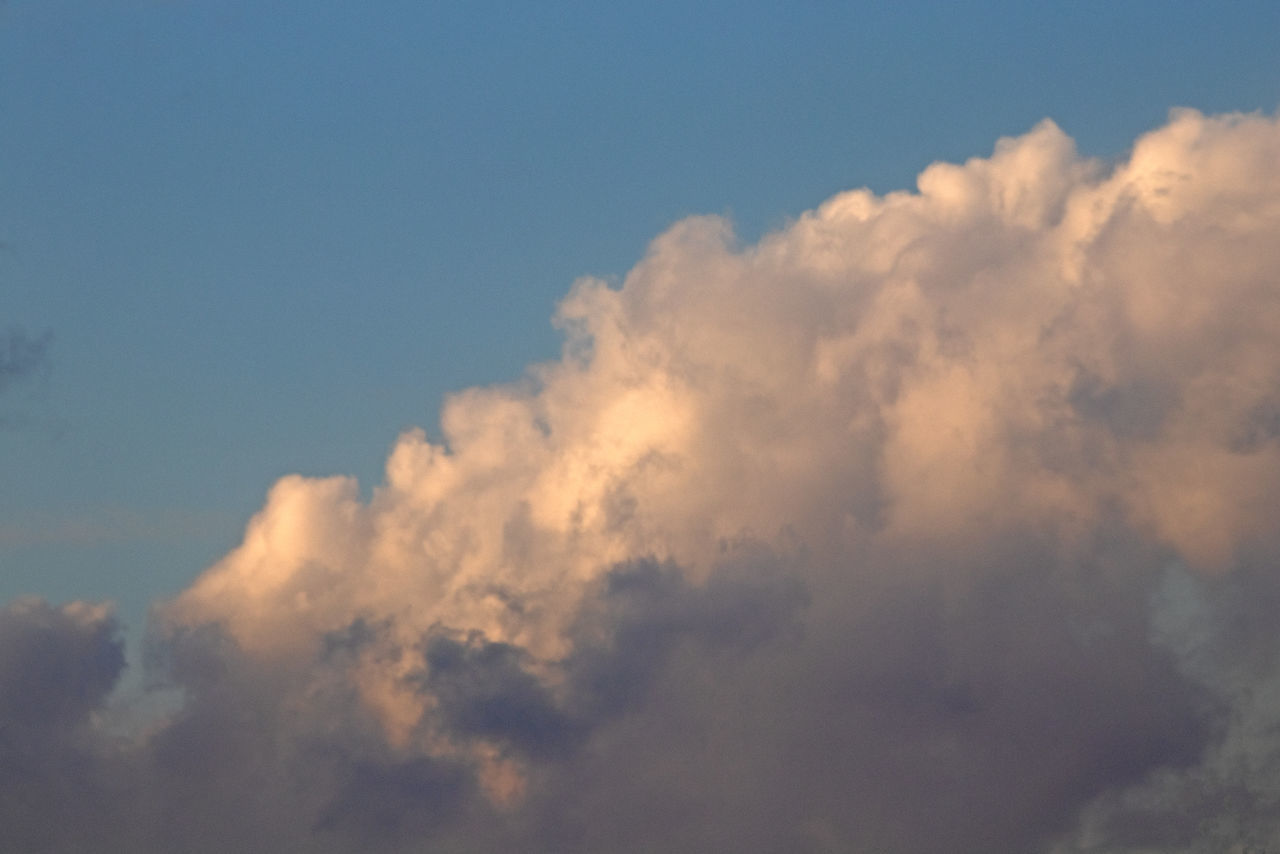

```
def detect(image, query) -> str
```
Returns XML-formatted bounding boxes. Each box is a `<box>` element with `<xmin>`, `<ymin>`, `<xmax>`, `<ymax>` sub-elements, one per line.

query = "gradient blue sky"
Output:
<box><xmin>2</xmin><ymin>0</ymin><xmax>1277</xmax><ymax>638</ymax></box>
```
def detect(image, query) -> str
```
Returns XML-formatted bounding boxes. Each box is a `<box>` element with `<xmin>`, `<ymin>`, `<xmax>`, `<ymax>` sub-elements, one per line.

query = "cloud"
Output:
<box><xmin>0</xmin><ymin>600</ymin><xmax>130</xmax><ymax>852</ymax></box>
<box><xmin>7</xmin><ymin>108</ymin><xmax>1280</xmax><ymax>852</ymax></box>
<box><xmin>0</xmin><ymin>598</ymin><xmax>122</xmax><ymax>730</ymax></box>
<box><xmin>0</xmin><ymin>326</ymin><xmax>56</xmax><ymax>434</ymax></box>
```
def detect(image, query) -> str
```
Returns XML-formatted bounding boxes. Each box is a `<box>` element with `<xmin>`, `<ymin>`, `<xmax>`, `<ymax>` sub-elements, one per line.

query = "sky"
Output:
<box><xmin>2</xmin><ymin>2</ymin><xmax>1280</xmax><ymax>852</ymax></box>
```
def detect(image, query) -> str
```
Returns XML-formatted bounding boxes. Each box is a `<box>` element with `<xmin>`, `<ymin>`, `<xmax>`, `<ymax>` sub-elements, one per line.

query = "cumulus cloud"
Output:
<box><xmin>7</xmin><ymin>108</ymin><xmax>1280</xmax><ymax>852</ymax></box>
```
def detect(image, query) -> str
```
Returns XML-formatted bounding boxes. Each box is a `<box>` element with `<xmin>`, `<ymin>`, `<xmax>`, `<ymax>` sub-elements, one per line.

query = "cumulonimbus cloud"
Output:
<box><xmin>6</xmin><ymin>108</ymin><xmax>1280</xmax><ymax>853</ymax></box>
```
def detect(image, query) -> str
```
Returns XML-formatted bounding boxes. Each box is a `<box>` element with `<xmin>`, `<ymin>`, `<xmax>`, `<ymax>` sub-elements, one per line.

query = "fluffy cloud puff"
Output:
<box><xmin>8</xmin><ymin>109</ymin><xmax>1280</xmax><ymax>853</ymax></box>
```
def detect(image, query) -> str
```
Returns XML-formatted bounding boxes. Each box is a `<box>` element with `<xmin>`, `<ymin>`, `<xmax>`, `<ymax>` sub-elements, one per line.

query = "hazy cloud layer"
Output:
<box><xmin>7</xmin><ymin>109</ymin><xmax>1280</xmax><ymax>852</ymax></box>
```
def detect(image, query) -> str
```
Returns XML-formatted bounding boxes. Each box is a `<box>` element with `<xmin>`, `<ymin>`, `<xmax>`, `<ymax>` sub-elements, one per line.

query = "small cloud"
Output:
<box><xmin>0</xmin><ymin>326</ymin><xmax>51</xmax><ymax>395</ymax></box>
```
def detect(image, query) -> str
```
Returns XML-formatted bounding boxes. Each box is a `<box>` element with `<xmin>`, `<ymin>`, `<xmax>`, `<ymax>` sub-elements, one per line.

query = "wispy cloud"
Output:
<box><xmin>0</xmin><ymin>326</ymin><xmax>50</xmax><ymax>395</ymax></box>
<box><xmin>0</xmin><ymin>325</ymin><xmax>55</xmax><ymax>435</ymax></box>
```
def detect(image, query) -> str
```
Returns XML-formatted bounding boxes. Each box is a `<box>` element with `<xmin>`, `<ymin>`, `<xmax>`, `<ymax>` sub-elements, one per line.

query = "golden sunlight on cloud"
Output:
<box><xmin>168</xmin><ymin>105</ymin><xmax>1280</xmax><ymax>694</ymax></box>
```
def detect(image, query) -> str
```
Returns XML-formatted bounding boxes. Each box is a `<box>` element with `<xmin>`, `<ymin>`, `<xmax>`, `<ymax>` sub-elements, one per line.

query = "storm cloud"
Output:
<box><xmin>7</xmin><ymin>109</ymin><xmax>1280</xmax><ymax>852</ymax></box>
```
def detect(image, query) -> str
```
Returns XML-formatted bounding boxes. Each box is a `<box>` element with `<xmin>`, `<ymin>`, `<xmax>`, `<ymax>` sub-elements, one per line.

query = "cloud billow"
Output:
<box><xmin>7</xmin><ymin>108</ymin><xmax>1280</xmax><ymax>852</ymax></box>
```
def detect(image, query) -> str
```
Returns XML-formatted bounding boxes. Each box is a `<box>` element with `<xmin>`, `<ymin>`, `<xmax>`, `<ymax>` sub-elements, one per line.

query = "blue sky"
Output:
<box><xmin>2</xmin><ymin>1</ymin><xmax>1278</xmax><ymax>633</ymax></box>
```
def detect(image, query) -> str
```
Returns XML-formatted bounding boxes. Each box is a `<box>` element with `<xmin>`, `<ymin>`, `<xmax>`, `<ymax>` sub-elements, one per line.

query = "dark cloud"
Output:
<box><xmin>413</xmin><ymin>553</ymin><xmax>807</xmax><ymax>770</ymax></box>
<box><xmin>495</xmin><ymin>538</ymin><xmax>1215</xmax><ymax>854</ymax></box>
<box><xmin>0</xmin><ymin>555</ymin><xmax>808</xmax><ymax>853</ymax></box>
<box><xmin>0</xmin><ymin>601</ymin><xmax>132</xmax><ymax>853</ymax></box>
<box><xmin>1058</xmin><ymin>559</ymin><xmax>1280</xmax><ymax>853</ymax></box>
<box><xmin>0</xmin><ymin>600</ymin><xmax>122</xmax><ymax>729</ymax></box>
<box><xmin>314</xmin><ymin>757</ymin><xmax>475</xmax><ymax>844</ymax></box>
<box><xmin>563</xmin><ymin>554</ymin><xmax>807</xmax><ymax>718</ymax></box>
<box><xmin>0</xmin><ymin>547</ymin><xmax>1249</xmax><ymax>853</ymax></box>
<box><xmin>1069</xmin><ymin>369</ymin><xmax>1178</xmax><ymax>441</ymax></box>
<box><xmin>422</xmin><ymin>632</ymin><xmax>584</xmax><ymax>760</ymax></box>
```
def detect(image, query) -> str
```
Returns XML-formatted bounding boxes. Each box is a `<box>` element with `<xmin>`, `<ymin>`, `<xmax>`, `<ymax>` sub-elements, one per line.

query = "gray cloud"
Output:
<box><xmin>0</xmin><ymin>601</ymin><xmax>131</xmax><ymax>852</ymax></box>
<box><xmin>0</xmin><ymin>545</ymin><xmax>1214</xmax><ymax>853</ymax></box>
<box><xmin>0</xmin><ymin>599</ymin><xmax>122</xmax><ymax>729</ymax></box>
